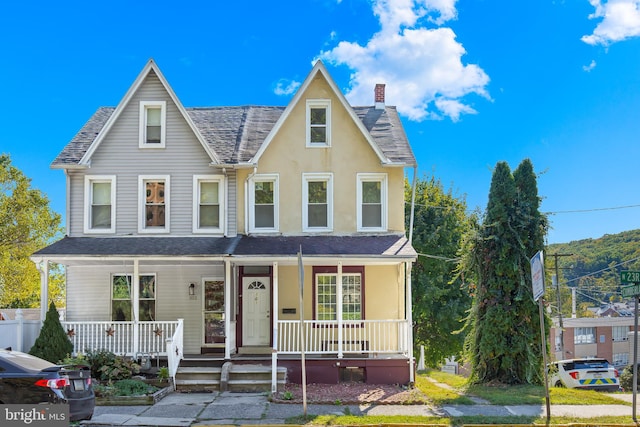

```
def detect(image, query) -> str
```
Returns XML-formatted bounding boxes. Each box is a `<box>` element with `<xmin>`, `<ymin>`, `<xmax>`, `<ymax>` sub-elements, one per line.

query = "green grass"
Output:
<box><xmin>418</xmin><ymin>369</ymin><xmax>629</xmax><ymax>406</ymax></box>
<box><xmin>414</xmin><ymin>374</ymin><xmax>475</xmax><ymax>405</ymax></box>
<box><xmin>286</xmin><ymin>414</ymin><xmax>635</xmax><ymax>426</ymax></box>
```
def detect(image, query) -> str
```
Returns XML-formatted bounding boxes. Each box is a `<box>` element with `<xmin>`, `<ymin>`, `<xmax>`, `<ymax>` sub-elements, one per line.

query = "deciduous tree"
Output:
<box><xmin>406</xmin><ymin>176</ymin><xmax>473</xmax><ymax>367</ymax></box>
<box><xmin>0</xmin><ymin>154</ymin><xmax>63</xmax><ymax>307</ymax></box>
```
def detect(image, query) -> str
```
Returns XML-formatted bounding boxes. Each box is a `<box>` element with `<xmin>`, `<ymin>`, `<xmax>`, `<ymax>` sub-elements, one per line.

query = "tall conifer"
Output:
<box><xmin>464</xmin><ymin>159</ymin><xmax>547</xmax><ymax>384</ymax></box>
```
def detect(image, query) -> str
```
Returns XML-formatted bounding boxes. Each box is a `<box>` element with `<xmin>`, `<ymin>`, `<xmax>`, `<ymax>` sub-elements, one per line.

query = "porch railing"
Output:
<box><xmin>61</xmin><ymin>320</ymin><xmax>180</xmax><ymax>357</ymax></box>
<box><xmin>166</xmin><ymin>319</ymin><xmax>184</xmax><ymax>388</ymax></box>
<box><xmin>277</xmin><ymin>319</ymin><xmax>409</xmax><ymax>356</ymax></box>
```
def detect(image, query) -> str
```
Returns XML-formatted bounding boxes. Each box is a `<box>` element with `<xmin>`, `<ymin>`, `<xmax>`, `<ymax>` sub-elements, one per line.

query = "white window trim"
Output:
<box><xmin>83</xmin><ymin>175</ymin><xmax>116</xmax><ymax>234</ymax></box>
<box><xmin>193</xmin><ymin>175</ymin><xmax>226</xmax><ymax>234</ymax></box>
<box><xmin>356</xmin><ymin>173</ymin><xmax>388</xmax><ymax>232</ymax></box>
<box><xmin>138</xmin><ymin>175</ymin><xmax>170</xmax><ymax>233</ymax></box>
<box><xmin>306</xmin><ymin>99</ymin><xmax>331</xmax><ymax>147</ymax></box>
<box><xmin>248</xmin><ymin>174</ymin><xmax>279</xmax><ymax>233</ymax></box>
<box><xmin>139</xmin><ymin>101</ymin><xmax>167</xmax><ymax>148</ymax></box>
<box><xmin>302</xmin><ymin>173</ymin><xmax>333</xmax><ymax>232</ymax></box>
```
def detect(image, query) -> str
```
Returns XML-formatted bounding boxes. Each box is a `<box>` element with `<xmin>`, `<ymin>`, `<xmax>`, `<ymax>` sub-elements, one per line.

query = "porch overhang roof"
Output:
<box><xmin>32</xmin><ymin>236</ymin><xmax>239</xmax><ymax>259</ymax></box>
<box><xmin>233</xmin><ymin>235</ymin><xmax>416</xmax><ymax>259</ymax></box>
<box><xmin>31</xmin><ymin>235</ymin><xmax>416</xmax><ymax>263</ymax></box>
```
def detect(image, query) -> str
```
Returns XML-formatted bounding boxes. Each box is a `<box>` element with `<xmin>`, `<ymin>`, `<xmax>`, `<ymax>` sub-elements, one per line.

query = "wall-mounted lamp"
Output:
<box><xmin>189</xmin><ymin>283</ymin><xmax>196</xmax><ymax>296</ymax></box>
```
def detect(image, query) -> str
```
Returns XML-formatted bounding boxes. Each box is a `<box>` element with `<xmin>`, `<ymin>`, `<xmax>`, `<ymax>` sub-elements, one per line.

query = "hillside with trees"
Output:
<box><xmin>546</xmin><ymin>229</ymin><xmax>640</xmax><ymax>315</ymax></box>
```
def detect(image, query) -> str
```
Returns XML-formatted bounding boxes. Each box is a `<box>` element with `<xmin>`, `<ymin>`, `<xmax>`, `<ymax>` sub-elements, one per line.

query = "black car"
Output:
<box><xmin>0</xmin><ymin>349</ymin><xmax>94</xmax><ymax>421</ymax></box>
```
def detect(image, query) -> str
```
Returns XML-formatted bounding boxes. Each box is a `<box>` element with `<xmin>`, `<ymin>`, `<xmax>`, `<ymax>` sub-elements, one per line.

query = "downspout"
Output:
<box><xmin>244</xmin><ymin>167</ymin><xmax>257</xmax><ymax>234</ymax></box>
<box><xmin>407</xmin><ymin>165</ymin><xmax>418</xmax><ymax>383</ymax></box>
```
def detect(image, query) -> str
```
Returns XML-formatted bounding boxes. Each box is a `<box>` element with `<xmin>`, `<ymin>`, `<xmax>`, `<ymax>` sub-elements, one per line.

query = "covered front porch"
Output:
<box><xmin>32</xmin><ymin>234</ymin><xmax>417</xmax><ymax>390</ymax></box>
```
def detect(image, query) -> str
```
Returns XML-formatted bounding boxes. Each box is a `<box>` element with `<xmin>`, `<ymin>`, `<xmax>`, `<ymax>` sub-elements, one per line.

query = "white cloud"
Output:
<box><xmin>274</xmin><ymin>79</ymin><xmax>301</xmax><ymax>96</ymax></box>
<box><xmin>582</xmin><ymin>59</ymin><xmax>597</xmax><ymax>71</ymax></box>
<box><xmin>318</xmin><ymin>0</ymin><xmax>489</xmax><ymax>121</ymax></box>
<box><xmin>582</xmin><ymin>0</ymin><xmax>640</xmax><ymax>46</ymax></box>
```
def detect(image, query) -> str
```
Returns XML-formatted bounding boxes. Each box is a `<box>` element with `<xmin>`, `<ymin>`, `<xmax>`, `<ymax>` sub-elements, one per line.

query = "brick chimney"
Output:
<box><xmin>375</xmin><ymin>83</ymin><xmax>385</xmax><ymax>109</ymax></box>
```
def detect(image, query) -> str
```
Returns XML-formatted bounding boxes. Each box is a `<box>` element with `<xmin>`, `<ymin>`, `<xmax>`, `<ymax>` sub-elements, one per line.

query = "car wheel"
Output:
<box><xmin>554</xmin><ymin>381</ymin><xmax>565</xmax><ymax>388</ymax></box>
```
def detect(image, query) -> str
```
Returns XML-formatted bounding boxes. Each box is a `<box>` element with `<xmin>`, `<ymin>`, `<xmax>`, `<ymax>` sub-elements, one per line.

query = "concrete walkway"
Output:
<box><xmin>82</xmin><ymin>391</ymin><xmax>637</xmax><ymax>426</ymax></box>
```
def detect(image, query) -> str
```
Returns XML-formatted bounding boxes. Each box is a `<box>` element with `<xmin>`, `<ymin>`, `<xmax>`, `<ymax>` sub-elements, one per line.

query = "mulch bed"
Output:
<box><xmin>271</xmin><ymin>382</ymin><xmax>430</xmax><ymax>405</ymax></box>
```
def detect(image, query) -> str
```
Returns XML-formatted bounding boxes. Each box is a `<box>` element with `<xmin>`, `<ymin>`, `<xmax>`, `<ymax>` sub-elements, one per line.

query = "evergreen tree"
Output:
<box><xmin>406</xmin><ymin>176</ymin><xmax>473</xmax><ymax>367</ymax></box>
<box><xmin>463</xmin><ymin>159</ymin><xmax>547</xmax><ymax>385</ymax></box>
<box><xmin>29</xmin><ymin>301</ymin><xmax>73</xmax><ymax>363</ymax></box>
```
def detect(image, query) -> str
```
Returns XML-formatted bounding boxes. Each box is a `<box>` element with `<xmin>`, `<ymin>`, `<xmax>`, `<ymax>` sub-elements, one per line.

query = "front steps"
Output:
<box><xmin>175</xmin><ymin>359</ymin><xmax>287</xmax><ymax>392</ymax></box>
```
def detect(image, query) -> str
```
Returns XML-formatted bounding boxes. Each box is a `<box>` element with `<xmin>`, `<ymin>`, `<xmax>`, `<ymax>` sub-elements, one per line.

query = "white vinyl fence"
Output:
<box><xmin>0</xmin><ymin>309</ymin><xmax>42</xmax><ymax>352</ymax></box>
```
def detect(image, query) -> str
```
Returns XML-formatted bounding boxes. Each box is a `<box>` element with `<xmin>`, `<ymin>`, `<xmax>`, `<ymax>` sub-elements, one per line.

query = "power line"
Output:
<box><xmin>545</xmin><ymin>204</ymin><xmax>640</xmax><ymax>215</ymax></box>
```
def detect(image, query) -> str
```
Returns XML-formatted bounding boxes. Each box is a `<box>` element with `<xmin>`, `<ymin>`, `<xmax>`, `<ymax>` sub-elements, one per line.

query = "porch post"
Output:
<box><xmin>271</xmin><ymin>261</ymin><xmax>279</xmax><ymax>393</ymax></box>
<box><xmin>337</xmin><ymin>262</ymin><xmax>343</xmax><ymax>359</ymax></box>
<box><xmin>406</xmin><ymin>261</ymin><xmax>415</xmax><ymax>383</ymax></box>
<box><xmin>38</xmin><ymin>260</ymin><xmax>49</xmax><ymax>322</ymax></box>
<box><xmin>133</xmin><ymin>259</ymin><xmax>140</xmax><ymax>356</ymax></box>
<box><xmin>224</xmin><ymin>259</ymin><xmax>232</xmax><ymax>360</ymax></box>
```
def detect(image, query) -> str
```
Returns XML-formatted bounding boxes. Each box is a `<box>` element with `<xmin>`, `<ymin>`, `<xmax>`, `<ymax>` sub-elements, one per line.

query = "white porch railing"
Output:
<box><xmin>61</xmin><ymin>320</ymin><xmax>181</xmax><ymax>357</ymax></box>
<box><xmin>166</xmin><ymin>319</ymin><xmax>184</xmax><ymax>388</ymax></box>
<box><xmin>277</xmin><ymin>319</ymin><xmax>409</xmax><ymax>356</ymax></box>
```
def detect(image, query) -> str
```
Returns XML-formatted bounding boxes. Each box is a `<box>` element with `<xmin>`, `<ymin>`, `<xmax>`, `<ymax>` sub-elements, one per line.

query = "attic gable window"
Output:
<box><xmin>139</xmin><ymin>101</ymin><xmax>166</xmax><ymax>148</ymax></box>
<box><xmin>306</xmin><ymin>99</ymin><xmax>331</xmax><ymax>147</ymax></box>
<box><xmin>139</xmin><ymin>175</ymin><xmax>170</xmax><ymax>233</ymax></box>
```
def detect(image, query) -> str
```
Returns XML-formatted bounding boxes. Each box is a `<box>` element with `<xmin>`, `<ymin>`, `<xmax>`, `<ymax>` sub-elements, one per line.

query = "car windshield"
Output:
<box><xmin>563</xmin><ymin>359</ymin><xmax>610</xmax><ymax>370</ymax></box>
<box><xmin>0</xmin><ymin>351</ymin><xmax>56</xmax><ymax>371</ymax></box>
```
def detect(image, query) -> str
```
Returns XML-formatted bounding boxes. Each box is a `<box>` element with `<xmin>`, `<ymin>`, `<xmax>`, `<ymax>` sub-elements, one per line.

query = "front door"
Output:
<box><xmin>242</xmin><ymin>276</ymin><xmax>270</xmax><ymax>346</ymax></box>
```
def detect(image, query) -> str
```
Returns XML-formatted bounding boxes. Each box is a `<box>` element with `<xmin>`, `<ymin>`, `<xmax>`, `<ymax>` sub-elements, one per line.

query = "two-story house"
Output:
<box><xmin>32</xmin><ymin>59</ymin><xmax>417</xmax><ymax>389</ymax></box>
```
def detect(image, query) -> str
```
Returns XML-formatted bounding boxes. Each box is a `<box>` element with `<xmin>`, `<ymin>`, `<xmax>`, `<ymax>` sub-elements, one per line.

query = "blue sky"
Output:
<box><xmin>1</xmin><ymin>0</ymin><xmax>639</xmax><ymax>244</ymax></box>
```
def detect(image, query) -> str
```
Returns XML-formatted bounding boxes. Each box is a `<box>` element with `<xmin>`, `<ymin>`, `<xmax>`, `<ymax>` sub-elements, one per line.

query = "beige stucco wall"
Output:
<box><xmin>275</xmin><ymin>264</ymin><xmax>404</xmax><ymax>321</ymax></box>
<box><xmin>236</xmin><ymin>75</ymin><xmax>405</xmax><ymax>235</ymax></box>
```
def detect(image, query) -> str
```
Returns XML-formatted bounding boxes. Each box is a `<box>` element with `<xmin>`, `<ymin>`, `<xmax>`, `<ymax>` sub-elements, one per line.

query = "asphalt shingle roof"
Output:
<box><xmin>33</xmin><ymin>235</ymin><xmax>416</xmax><ymax>259</ymax></box>
<box><xmin>52</xmin><ymin>105</ymin><xmax>416</xmax><ymax>167</ymax></box>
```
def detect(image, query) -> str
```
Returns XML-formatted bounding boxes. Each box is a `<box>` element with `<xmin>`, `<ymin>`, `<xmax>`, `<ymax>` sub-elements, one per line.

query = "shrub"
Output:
<box><xmin>620</xmin><ymin>364</ymin><xmax>639</xmax><ymax>391</ymax></box>
<box><xmin>111</xmin><ymin>379</ymin><xmax>158</xmax><ymax>396</ymax></box>
<box><xmin>29</xmin><ymin>301</ymin><xmax>73</xmax><ymax>363</ymax></box>
<box><xmin>83</xmin><ymin>349</ymin><xmax>117</xmax><ymax>379</ymax></box>
<box><xmin>98</xmin><ymin>355</ymin><xmax>140</xmax><ymax>383</ymax></box>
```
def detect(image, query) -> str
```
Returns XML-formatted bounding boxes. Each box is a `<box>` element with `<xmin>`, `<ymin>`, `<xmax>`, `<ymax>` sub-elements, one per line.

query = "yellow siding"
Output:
<box><xmin>236</xmin><ymin>74</ymin><xmax>405</xmax><ymax>235</ymax></box>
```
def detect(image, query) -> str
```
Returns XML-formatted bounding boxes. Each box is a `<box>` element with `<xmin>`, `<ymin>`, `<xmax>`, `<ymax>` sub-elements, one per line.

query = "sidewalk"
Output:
<box><xmin>83</xmin><ymin>391</ymin><xmax>636</xmax><ymax>427</ymax></box>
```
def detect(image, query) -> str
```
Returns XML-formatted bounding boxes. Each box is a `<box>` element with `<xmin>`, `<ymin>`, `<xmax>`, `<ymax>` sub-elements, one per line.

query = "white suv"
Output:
<box><xmin>548</xmin><ymin>358</ymin><xmax>620</xmax><ymax>392</ymax></box>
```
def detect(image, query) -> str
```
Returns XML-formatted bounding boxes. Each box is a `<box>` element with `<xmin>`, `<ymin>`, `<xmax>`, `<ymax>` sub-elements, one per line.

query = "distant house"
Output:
<box><xmin>31</xmin><ymin>59</ymin><xmax>418</xmax><ymax>389</ymax></box>
<box><xmin>550</xmin><ymin>317</ymin><xmax>636</xmax><ymax>367</ymax></box>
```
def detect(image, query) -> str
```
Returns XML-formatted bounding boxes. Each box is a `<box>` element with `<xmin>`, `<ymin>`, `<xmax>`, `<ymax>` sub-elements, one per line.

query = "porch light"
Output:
<box><xmin>189</xmin><ymin>283</ymin><xmax>196</xmax><ymax>296</ymax></box>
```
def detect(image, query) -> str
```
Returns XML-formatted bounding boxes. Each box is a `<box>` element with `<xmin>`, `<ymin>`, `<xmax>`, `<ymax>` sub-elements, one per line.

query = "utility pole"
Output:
<box><xmin>552</xmin><ymin>253</ymin><xmax>573</xmax><ymax>359</ymax></box>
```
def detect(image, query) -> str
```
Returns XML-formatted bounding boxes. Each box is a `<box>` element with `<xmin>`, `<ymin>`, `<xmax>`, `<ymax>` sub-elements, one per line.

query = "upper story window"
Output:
<box><xmin>139</xmin><ymin>101</ymin><xmax>166</xmax><ymax>148</ymax></box>
<box><xmin>84</xmin><ymin>175</ymin><xmax>116</xmax><ymax>234</ymax></box>
<box><xmin>139</xmin><ymin>175</ymin><xmax>170</xmax><ymax>233</ymax></box>
<box><xmin>303</xmin><ymin>173</ymin><xmax>333</xmax><ymax>232</ymax></box>
<box><xmin>193</xmin><ymin>175</ymin><xmax>225</xmax><ymax>234</ymax></box>
<box><xmin>612</xmin><ymin>326</ymin><xmax>629</xmax><ymax>342</ymax></box>
<box><xmin>574</xmin><ymin>327</ymin><xmax>596</xmax><ymax>344</ymax></box>
<box><xmin>248</xmin><ymin>174</ymin><xmax>278</xmax><ymax>233</ymax></box>
<box><xmin>356</xmin><ymin>173</ymin><xmax>387</xmax><ymax>232</ymax></box>
<box><xmin>306</xmin><ymin>99</ymin><xmax>331</xmax><ymax>147</ymax></box>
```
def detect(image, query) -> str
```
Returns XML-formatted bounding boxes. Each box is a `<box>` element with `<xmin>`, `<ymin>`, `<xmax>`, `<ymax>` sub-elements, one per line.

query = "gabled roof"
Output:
<box><xmin>60</xmin><ymin>59</ymin><xmax>219</xmax><ymax>168</ymax></box>
<box><xmin>51</xmin><ymin>61</ymin><xmax>416</xmax><ymax>168</ymax></box>
<box><xmin>251</xmin><ymin>60</ymin><xmax>405</xmax><ymax>166</ymax></box>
